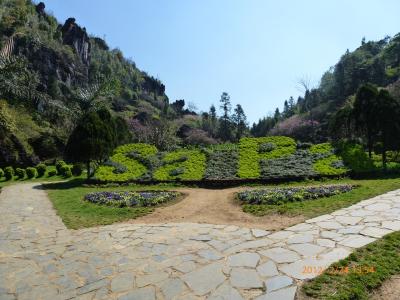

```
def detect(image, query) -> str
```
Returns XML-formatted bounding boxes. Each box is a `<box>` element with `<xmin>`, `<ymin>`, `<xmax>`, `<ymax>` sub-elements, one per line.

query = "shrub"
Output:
<box><xmin>308</xmin><ymin>143</ymin><xmax>348</xmax><ymax>176</ymax></box>
<box><xmin>310</xmin><ymin>143</ymin><xmax>333</xmax><ymax>154</ymax></box>
<box><xmin>60</xmin><ymin>165</ymin><xmax>71</xmax><ymax>177</ymax></box>
<box><xmin>4</xmin><ymin>167</ymin><xmax>14</xmax><ymax>180</ymax></box>
<box><xmin>96</xmin><ymin>143</ymin><xmax>158</xmax><ymax>181</ymax></box>
<box><xmin>336</xmin><ymin>142</ymin><xmax>376</xmax><ymax>173</ymax></box>
<box><xmin>71</xmin><ymin>164</ymin><xmax>83</xmax><ymax>176</ymax></box>
<box><xmin>238</xmin><ymin>136</ymin><xmax>297</xmax><ymax>179</ymax></box>
<box><xmin>36</xmin><ymin>163</ymin><xmax>47</xmax><ymax>177</ymax></box>
<box><xmin>313</xmin><ymin>155</ymin><xmax>348</xmax><ymax>176</ymax></box>
<box><xmin>63</xmin><ymin>168</ymin><xmax>72</xmax><ymax>178</ymax></box>
<box><xmin>153</xmin><ymin>149</ymin><xmax>206</xmax><ymax>181</ymax></box>
<box><xmin>56</xmin><ymin>160</ymin><xmax>67</xmax><ymax>175</ymax></box>
<box><xmin>26</xmin><ymin>167</ymin><xmax>38</xmax><ymax>179</ymax></box>
<box><xmin>15</xmin><ymin>168</ymin><xmax>26</xmax><ymax>179</ymax></box>
<box><xmin>0</xmin><ymin>168</ymin><xmax>3</xmax><ymax>178</ymax></box>
<box><xmin>48</xmin><ymin>170</ymin><xmax>57</xmax><ymax>177</ymax></box>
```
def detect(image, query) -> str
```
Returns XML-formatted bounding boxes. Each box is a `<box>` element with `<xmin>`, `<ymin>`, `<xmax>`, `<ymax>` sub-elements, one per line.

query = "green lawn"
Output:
<box><xmin>241</xmin><ymin>177</ymin><xmax>400</xmax><ymax>218</ymax></box>
<box><xmin>43</xmin><ymin>180</ymin><xmax>182</xmax><ymax>229</ymax></box>
<box><xmin>300</xmin><ymin>231</ymin><xmax>400</xmax><ymax>300</ymax></box>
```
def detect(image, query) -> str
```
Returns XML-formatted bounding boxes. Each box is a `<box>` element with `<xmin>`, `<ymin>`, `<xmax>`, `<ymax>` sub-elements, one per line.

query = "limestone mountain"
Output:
<box><xmin>0</xmin><ymin>0</ymin><xmax>171</xmax><ymax>166</ymax></box>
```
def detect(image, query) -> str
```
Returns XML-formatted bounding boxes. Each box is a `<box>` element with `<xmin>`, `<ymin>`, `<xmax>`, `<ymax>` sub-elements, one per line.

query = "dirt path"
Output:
<box><xmin>371</xmin><ymin>276</ymin><xmax>400</xmax><ymax>300</ymax></box>
<box><xmin>129</xmin><ymin>187</ymin><xmax>304</xmax><ymax>230</ymax></box>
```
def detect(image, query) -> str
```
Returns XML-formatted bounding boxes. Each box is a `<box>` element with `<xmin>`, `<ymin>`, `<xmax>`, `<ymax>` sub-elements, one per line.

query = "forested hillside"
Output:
<box><xmin>0</xmin><ymin>0</ymin><xmax>174</xmax><ymax>166</ymax></box>
<box><xmin>2</xmin><ymin>0</ymin><xmax>400</xmax><ymax>169</ymax></box>
<box><xmin>0</xmin><ymin>0</ymin><xmax>253</xmax><ymax>167</ymax></box>
<box><xmin>252</xmin><ymin>35</ymin><xmax>400</xmax><ymax>142</ymax></box>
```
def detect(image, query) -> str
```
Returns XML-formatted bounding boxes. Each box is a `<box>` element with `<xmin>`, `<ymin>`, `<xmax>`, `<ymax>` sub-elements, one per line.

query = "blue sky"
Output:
<box><xmin>44</xmin><ymin>0</ymin><xmax>400</xmax><ymax>123</ymax></box>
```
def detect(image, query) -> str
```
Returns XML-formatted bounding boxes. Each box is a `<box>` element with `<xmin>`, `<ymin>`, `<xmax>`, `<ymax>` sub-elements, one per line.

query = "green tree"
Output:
<box><xmin>374</xmin><ymin>89</ymin><xmax>400</xmax><ymax>169</ymax></box>
<box><xmin>274</xmin><ymin>108</ymin><xmax>281</xmax><ymax>122</ymax></box>
<box><xmin>209</xmin><ymin>104</ymin><xmax>217</xmax><ymax>137</ymax></box>
<box><xmin>218</xmin><ymin>92</ymin><xmax>232</xmax><ymax>141</ymax></box>
<box><xmin>232</xmin><ymin>104</ymin><xmax>247</xmax><ymax>141</ymax></box>
<box><xmin>65</xmin><ymin>109</ymin><xmax>130</xmax><ymax>179</ymax></box>
<box><xmin>353</xmin><ymin>84</ymin><xmax>379</xmax><ymax>158</ymax></box>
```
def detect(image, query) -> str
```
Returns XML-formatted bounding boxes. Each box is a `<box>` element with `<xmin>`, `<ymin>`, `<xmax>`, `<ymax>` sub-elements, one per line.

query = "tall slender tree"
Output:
<box><xmin>218</xmin><ymin>92</ymin><xmax>232</xmax><ymax>141</ymax></box>
<box><xmin>353</xmin><ymin>84</ymin><xmax>379</xmax><ymax>158</ymax></box>
<box><xmin>232</xmin><ymin>104</ymin><xmax>247</xmax><ymax>141</ymax></box>
<box><xmin>374</xmin><ymin>89</ymin><xmax>400</xmax><ymax>169</ymax></box>
<box><xmin>209</xmin><ymin>104</ymin><xmax>217</xmax><ymax>137</ymax></box>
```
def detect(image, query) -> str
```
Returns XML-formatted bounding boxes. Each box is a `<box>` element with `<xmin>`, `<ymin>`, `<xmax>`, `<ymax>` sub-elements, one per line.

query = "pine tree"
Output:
<box><xmin>232</xmin><ymin>104</ymin><xmax>247</xmax><ymax>141</ymax></box>
<box><xmin>217</xmin><ymin>92</ymin><xmax>233</xmax><ymax>141</ymax></box>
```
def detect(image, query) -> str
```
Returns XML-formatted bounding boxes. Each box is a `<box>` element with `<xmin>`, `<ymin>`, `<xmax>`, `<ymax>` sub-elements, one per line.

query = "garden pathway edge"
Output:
<box><xmin>1</xmin><ymin>183</ymin><xmax>400</xmax><ymax>300</ymax></box>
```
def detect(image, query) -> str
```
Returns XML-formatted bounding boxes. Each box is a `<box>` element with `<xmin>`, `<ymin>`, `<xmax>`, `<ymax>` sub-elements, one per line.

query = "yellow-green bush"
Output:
<box><xmin>153</xmin><ymin>149</ymin><xmax>206</xmax><ymax>181</ymax></box>
<box><xmin>311</xmin><ymin>143</ymin><xmax>348</xmax><ymax>176</ymax></box>
<box><xmin>238</xmin><ymin>136</ymin><xmax>296</xmax><ymax>178</ymax></box>
<box><xmin>96</xmin><ymin>143</ymin><xmax>157</xmax><ymax>181</ymax></box>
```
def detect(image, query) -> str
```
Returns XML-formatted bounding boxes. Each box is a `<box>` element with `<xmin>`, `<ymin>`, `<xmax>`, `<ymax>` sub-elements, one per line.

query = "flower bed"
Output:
<box><xmin>238</xmin><ymin>136</ymin><xmax>297</xmax><ymax>179</ymax></box>
<box><xmin>96</xmin><ymin>143</ymin><xmax>158</xmax><ymax>181</ymax></box>
<box><xmin>94</xmin><ymin>137</ymin><xmax>349</xmax><ymax>182</ymax></box>
<box><xmin>204</xmin><ymin>148</ymin><xmax>239</xmax><ymax>180</ymax></box>
<box><xmin>237</xmin><ymin>184</ymin><xmax>354</xmax><ymax>205</ymax></box>
<box><xmin>84</xmin><ymin>191</ymin><xmax>180</xmax><ymax>207</ymax></box>
<box><xmin>153</xmin><ymin>149</ymin><xmax>206</xmax><ymax>181</ymax></box>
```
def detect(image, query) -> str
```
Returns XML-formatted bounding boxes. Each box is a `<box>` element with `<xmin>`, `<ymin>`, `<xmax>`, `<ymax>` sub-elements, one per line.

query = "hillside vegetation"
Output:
<box><xmin>2</xmin><ymin>0</ymin><xmax>400</xmax><ymax>174</ymax></box>
<box><xmin>252</xmin><ymin>35</ymin><xmax>400</xmax><ymax>141</ymax></box>
<box><xmin>0</xmin><ymin>0</ymin><xmax>170</xmax><ymax>166</ymax></box>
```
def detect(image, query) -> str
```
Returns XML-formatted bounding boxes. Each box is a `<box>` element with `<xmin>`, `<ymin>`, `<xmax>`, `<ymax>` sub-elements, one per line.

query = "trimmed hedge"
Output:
<box><xmin>26</xmin><ymin>167</ymin><xmax>38</xmax><ymax>179</ymax></box>
<box><xmin>96</xmin><ymin>143</ymin><xmax>158</xmax><ymax>181</ymax></box>
<box><xmin>238</xmin><ymin>137</ymin><xmax>297</xmax><ymax>179</ymax></box>
<box><xmin>72</xmin><ymin>164</ymin><xmax>83</xmax><ymax>176</ymax></box>
<box><xmin>153</xmin><ymin>149</ymin><xmax>206</xmax><ymax>181</ymax></box>
<box><xmin>95</xmin><ymin>137</ymin><xmax>349</xmax><ymax>182</ymax></box>
<box><xmin>36</xmin><ymin>164</ymin><xmax>47</xmax><ymax>177</ymax></box>
<box><xmin>56</xmin><ymin>160</ymin><xmax>67</xmax><ymax>175</ymax></box>
<box><xmin>204</xmin><ymin>146</ymin><xmax>239</xmax><ymax>180</ymax></box>
<box><xmin>4</xmin><ymin>167</ymin><xmax>14</xmax><ymax>180</ymax></box>
<box><xmin>48</xmin><ymin>170</ymin><xmax>57</xmax><ymax>177</ymax></box>
<box><xmin>15</xmin><ymin>168</ymin><xmax>26</xmax><ymax>179</ymax></box>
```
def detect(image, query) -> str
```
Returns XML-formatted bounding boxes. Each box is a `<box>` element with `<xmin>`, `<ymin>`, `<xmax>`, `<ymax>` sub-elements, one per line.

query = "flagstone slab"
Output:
<box><xmin>230</xmin><ymin>268</ymin><xmax>263</xmax><ymax>289</ymax></box>
<box><xmin>255</xmin><ymin>286</ymin><xmax>297</xmax><ymax>300</ymax></box>
<box><xmin>265</xmin><ymin>275</ymin><xmax>293</xmax><ymax>292</ymax></box>
<box><xmin>227</xmin><ymin>252</ymin><xmax>260</xmax><ymax>268</ymax></box>
<box><xmin>181</xmin><ymin>262</ymin><xmax>225</xmax><ymax>296</ymax></box>
<box><xmin>259</xmin><ymin>247</ymin><xmax>300</xmax><ymax>263</ymax></box>
<box><xmin>256</xmin><ymin>261</ymin><xmax>279</xmax><ymax>277</ymax></box>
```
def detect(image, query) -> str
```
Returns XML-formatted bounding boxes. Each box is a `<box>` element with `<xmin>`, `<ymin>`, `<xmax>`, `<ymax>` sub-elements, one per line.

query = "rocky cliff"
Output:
<box><xmin>0</xmin><ymin>0</ymin><xmax>171</xmax><ymax>167</ymax></box>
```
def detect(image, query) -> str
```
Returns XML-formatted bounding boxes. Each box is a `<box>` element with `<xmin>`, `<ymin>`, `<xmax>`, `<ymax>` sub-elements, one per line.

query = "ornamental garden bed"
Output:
<box><xmin>94</xmin><ymin>137</ymin><xmax>349</xmax><ymax>184</ymax></box>
<box><xmin>84</xmin><ymin>191</ymin><xmax>182</xmax><ymax>208</ymax></box>
<box><xmin>237</xmin><ymin>184</ymin><xmax>354</xmax><ymax>205</ymax></box>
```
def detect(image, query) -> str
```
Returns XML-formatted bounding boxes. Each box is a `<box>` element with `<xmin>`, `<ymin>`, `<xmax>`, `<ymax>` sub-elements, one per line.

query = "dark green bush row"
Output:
<box><xmin>0</xmin><ymin>162</ymin><xmax>82</xmax><ymax>181</ymax></box>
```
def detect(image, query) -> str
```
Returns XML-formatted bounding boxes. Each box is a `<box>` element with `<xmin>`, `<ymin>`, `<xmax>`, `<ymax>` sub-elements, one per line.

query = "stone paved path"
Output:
<box><xmin>1</xmin><ymin>183</ymin><xmax>400</xmax><ymax>300</ymax></box>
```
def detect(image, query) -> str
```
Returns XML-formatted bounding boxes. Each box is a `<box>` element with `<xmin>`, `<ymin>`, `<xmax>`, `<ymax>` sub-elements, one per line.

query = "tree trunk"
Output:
<box><xmin>86</xmin><ymin>161</ymin><xmax>91</xmax><ymax>179</ymax></box>
<box><xmin>367</xmin><ymin>131</ymin><xmax>372</xmax><ymax>159</ymax></box>
<box><xmin>382</xmin><ymin>135</ymin><xmax>387</xmax><ymax>171</ymax></box>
